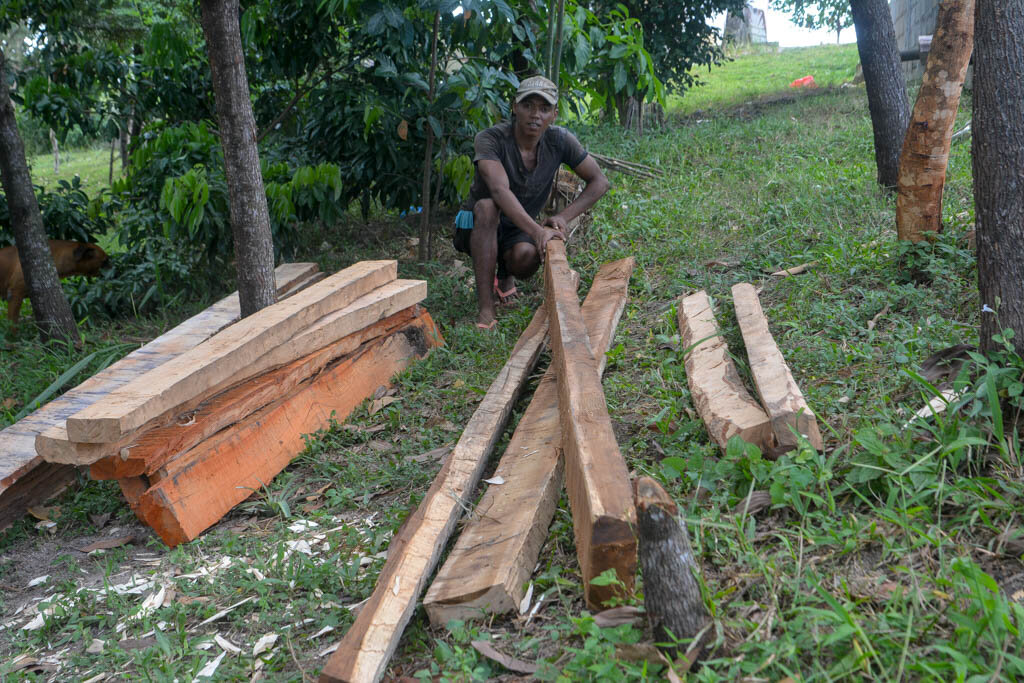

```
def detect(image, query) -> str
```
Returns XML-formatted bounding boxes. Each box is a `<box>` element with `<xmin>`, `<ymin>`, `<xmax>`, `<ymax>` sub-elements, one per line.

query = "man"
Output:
<box><xmin>453</xmin><ymin>75</ymin><xmax>610</xmax><ymax>329</ymax></box>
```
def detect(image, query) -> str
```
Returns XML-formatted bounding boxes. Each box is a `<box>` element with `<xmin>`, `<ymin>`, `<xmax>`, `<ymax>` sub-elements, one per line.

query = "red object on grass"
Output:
<box><xmin>789</xmin><ymin>75</ymin><xmax>817</xmax><ymax>88</ymax></box>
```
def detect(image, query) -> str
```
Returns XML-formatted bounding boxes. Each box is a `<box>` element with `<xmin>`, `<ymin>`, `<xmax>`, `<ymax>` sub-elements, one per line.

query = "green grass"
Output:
<box><xmin>4</xmin><ymin>43</ymin><xmax>1018</xmax><ymax>682</ymax></box>
<box><xmin>669</xmin><ymin>43</ymin><xmax>862</xmax><ymax>115</ymax></box>
<box><xmin>27</xmin><ymin>146</ymin><xmax>115</xmax><ymax>193</ymax></box>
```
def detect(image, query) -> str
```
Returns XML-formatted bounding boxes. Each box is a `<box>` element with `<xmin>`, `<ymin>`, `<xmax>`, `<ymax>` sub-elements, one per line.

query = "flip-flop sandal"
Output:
<box><xmin>475</xmin><ymin>319</ymin><xmax>498</xmax><ymax>330</ymax></box>
<box><xmin>493</xmin><ymin>276</ymin><xmax>519</xmax><ymax>305</ymax></box>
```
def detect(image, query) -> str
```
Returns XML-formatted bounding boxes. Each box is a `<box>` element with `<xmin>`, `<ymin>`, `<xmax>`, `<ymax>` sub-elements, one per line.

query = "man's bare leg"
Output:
<box><xmin>470</xmin><ymin>200</ymin><xmax>500</xmax><ymax>326</ymax></box>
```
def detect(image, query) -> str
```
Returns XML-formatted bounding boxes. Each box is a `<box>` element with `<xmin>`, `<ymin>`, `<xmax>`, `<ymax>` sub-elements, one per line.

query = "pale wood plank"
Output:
<box><xmin>319</xmin><ymin>307</ymin><xmax>550</xmax><ymax>683</ymax></box>
<box><xmin>543</xmin><ymin>240</ymin><xmax>636</xmax><ymax>609</ymax></box>
<box><xmin>423</xmin><ymin>257</ymin><xmax>634</xmax><ymax>626</ymax></box>
<box><xmin>137</xmin><ymin>310</ymin><xmax>443</xmax><ymax>547</ymax></box>
<box><xmin>42</xmin><ymin>280</ymin><xmax>425</xmax><ymax>464</ymax></box>
<box><xmin>65</xmin><ymin>261</ymin><xmax>397</xmax><ymax>443</ymax></box>
<box><xmin>0</xmin><ymin>263</ymin><xmax>318</xmax><ymax>493</ymax></box>
<box><xmin>731</xmin><ymin>282</ymin><xmax>824</xmax><ymax>451</ymax></box>
<box><xmin>678</xmin><ymin>291</ymin><xmax>772</xmax><ymax>452</ymax></box>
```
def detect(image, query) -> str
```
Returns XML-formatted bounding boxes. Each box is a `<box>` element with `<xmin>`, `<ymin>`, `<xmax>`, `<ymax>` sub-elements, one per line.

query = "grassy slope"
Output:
<box><xmin>3</xmin><ymin>45</ymin><xmax>1019</xmax><ymax>681</ymax></box>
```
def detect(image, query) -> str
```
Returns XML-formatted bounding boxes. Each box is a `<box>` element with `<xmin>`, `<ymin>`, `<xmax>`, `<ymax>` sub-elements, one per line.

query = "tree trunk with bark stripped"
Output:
<box><xmin>896</xmin><ymin>0</ymin><xmax>975</xmax><ymax>243</ymax></box>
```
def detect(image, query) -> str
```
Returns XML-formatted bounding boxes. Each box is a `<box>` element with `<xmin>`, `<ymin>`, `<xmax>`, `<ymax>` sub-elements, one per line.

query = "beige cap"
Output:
<box><xmin>515</xmin><ymin>75</ymin><xmax>558</xmax><ymax>105</ymax></box>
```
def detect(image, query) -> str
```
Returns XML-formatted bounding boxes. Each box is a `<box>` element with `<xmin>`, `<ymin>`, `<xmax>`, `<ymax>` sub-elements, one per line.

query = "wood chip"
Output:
<box><xmin>118</xmin><ymin>636</ymin><xmax>158</xmax><ymax>650</ymax></box>
<box><xmin>193</xmin><ymin>650</ymin><xmax>226</xmax><ymax>680</ymax></box>
<box><xmin>470</xmin><ymin>640</ymin><xmax>538</xmax><ymax>674</ymax></box>
<box><xmin>253</xmin><ymin>633</ymin><xmax>278</xmax><ymax>657</ymax></box>
<box><xmin>770</xmin><ymin>261</ymin><xmax>817</xmax><ymax>277</ymax></box>
<box><xmin>214</xmin><ymin>634</ymin><xmax>242</xmax><ymax>654</ymax></box>
<box><xmin>77</xmin><ymin>535</ymin><xmax>137</xmax><ymax>553</ymax></box>
<box><xmin>867</xmin><ymin>304</ymin><xmax>890</xmax><ymax>331</ymax></box>
<box><xmin>197</xmin><ymin>596</ymin><xmax>255</xmax><ymax>627</ymax></box>
<box><xmin>483</xmin><ymin>475</ymin><xmax>505</xmax><ymax>485</ymax></box>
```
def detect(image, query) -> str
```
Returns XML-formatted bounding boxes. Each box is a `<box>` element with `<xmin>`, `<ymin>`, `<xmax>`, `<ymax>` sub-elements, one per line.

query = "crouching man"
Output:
<box><xmin>453</xmin><ymin>75</ymin><xmax>610</xmax><ymax>329</ymax></box>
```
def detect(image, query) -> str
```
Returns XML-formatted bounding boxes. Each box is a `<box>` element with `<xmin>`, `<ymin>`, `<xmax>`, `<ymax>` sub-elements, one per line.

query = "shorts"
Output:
<box><xmin>452</xmin><ymin>210</ymin><xmax>536</xmax><ymax>278</ymax></box>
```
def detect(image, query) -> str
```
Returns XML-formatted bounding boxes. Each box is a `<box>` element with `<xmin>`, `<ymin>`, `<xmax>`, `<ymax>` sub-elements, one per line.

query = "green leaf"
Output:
<box><xmin>613</xmin><ymin>62</ymin><xmax>626</xmax><ymax>92</ymax></box>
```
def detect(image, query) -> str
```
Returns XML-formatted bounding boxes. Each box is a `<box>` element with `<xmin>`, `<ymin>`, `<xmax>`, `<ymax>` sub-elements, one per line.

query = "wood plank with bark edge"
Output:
<box><xmin>35</xmin><ymin>267</ymin><xmax>327</xmax><ymax>466</ymax></box>
<box><xmin>65</xmin><ymin>260</ymin><xmax>397</xmax><ymax>443</ymax></box>
<box><xmin>423</xmin><ymin>257</ymin><xmax>634</xmax><ymax>626</ymax></box>
<box><xmin>88</xmin><ymin>308</ymin><xmax>423</xmax><ymax>480</ymax></box>
<box><xmin>543</xmin><ymin>240</ymin><xmax>637</xmax><ymax>609</ymax></box>
<box><xmin>677</xmin><ymin>291</ymin><xmax>772</xmax><ymax>452</ymax></box>
<box><xmin>58</xmin><ymin>276</ymin><xmax>425</xmax><ymax>459</ymax></box>
<box><xmin>0</xmin><ymin>264</ymin><xmax>317</xmax><ymax>528</ymax></box>
<box><xmin>319</xmin><ymin>307</ymin><xmax>550</xmax><ymax>683</ymax></box>
<box><xmin>895</xmin><ymin>0</ymin><xmax>975</xmax><ymax>243</ymax></box>
<box><xmin>731</xmin><ymin>283</ymin><xmax>824</xmax><ymax>451</ymax></box>
<box><xmin>118</xmin><ymin>476</ymin><xmax>149</xmax><ymax>514</ymax></box>
<box><xmin>137</xmin><ymin>310</ymin><xmax>443</xmax><ymax>547</ymax></box>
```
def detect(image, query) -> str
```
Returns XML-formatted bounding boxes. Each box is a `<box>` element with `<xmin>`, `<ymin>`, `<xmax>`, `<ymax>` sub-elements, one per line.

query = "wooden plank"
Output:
<box><xmin>543</xmin><ymin>240</ymin><xmax>636</xmax><ymax>609</ymax></box>
<box><xmin>118</xmin><ymin>476</ymin><xmax>149</xmax><ymax>513</ymax></box>
<box><xmin>423</xmin><ymin>257</ymin><xmax>634</xmax><ymax>626</ymax></box>
<box><xmin>731</xmin><ymin>283</ymin><xmax>823</xmax><ymax>451</ymax></box>
<box><xmin>677</xmin><ymin>291</ymin><xmax>772</xmax><ymax>452</ymax></box>
<box><xmin>43</xmin><ymin>280</ymin><xmax>426</xmax><ymax>466</ymax></box>
<box><xmin>0</xmin><ymin>463</ymin><xmax>79</xmax><ymax>531</ymax></box>
<box><xmin>88</xmin><ymin>307</ymin><xmax>422</xmax><ymax>480</ymax></box>
<box><xmin>137</xmin><ymin>309</ymin><xmax>443</xmax><ymax>547</ymax></box>
<box><xmin>0</xmin><ymin>263</ymin><xmax>318</xmax><ymax>495</ymax></box>
<box><xmin>319</xmin><ymin>307</ymin><xmax>550</xmax><ymax>683</ymax></box>
<box><xmin>65</xmin><ymin>261</ymin><xmax>398</xmax><ymax>444</ymax></box>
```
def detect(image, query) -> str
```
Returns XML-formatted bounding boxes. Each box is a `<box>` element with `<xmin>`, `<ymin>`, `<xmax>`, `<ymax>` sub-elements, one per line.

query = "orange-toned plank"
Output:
<box><xmin>88</xmin><ymin>307</ymin><xmax>422</xmax><ymax>480</ymax></box>
<box><xmin>136</xmin><ymin>311</ymin><xmax>442</xmax><ymax>547</ymax></box>
<box><xmin>66</xmin><ymin>261</ymin><xmax>399</xmax><ymax>443</ymax></box>
<box><xmin>544</xmin><ymin>240</ymin><xmax>636</xmax><ymax>609</ymax></box>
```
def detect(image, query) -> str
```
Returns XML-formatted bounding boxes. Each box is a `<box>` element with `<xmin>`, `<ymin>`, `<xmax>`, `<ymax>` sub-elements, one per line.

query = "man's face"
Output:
<box><xmin>513</xmin><ymin>95</ymin><xmax>557</xmax><ymax>138</ymax></box>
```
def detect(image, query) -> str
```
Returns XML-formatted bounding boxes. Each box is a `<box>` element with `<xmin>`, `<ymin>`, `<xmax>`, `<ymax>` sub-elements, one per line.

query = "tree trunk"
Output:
<box><xmin>974</xmin><ymin>0</ymin><xmax>1024</xmax><ymax>354</ymax></box>
<box><xmin>0</xmin><ymin>50</ymin><xmax>77</xmax><ymax>342</ymax></box>
<box><xmin>850</xmin><ymin>0</ymin><xmax>910</xmax><ymax>189</ymax></box>
<box><xmin>418</xmin><ymin>11</ymin><xmax>440</xmax><ymax>263</ymax></box>
<box><xmin>635</xmin><ymin>476</ymin><xmax>709</xmax><ymax>657</ymax></box>
<box><xmin>896</xmin><ymin>0</ymin><xmax>975</xmax><ymax>243</ymax></box>
<box><xmin>49</xmin><ymin>128</ymin><xmax>59</xmax><ymax>173</ymax></box>
<box><xmin>199</xmin><ymin>0</ymin><xmax>276</xmax><ymax>318</ymax></box>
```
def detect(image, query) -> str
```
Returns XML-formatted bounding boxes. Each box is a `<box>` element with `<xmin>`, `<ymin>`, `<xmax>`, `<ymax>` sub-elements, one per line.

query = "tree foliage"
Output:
<box><xmin>769</xmin><ymin>0</ymin><xmax>853</xmax><ymax>40</ymax></box>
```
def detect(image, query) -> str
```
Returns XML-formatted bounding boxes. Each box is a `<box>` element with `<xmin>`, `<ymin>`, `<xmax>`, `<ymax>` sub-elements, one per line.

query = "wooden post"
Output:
<box><xmin>896</xmin><ymin>0</ymin><xmax>975</xmax><ymax>243</ymax></box>
<box><xmin>731</xmin><ymin>283</ymin><xmax>823</xmax><ymax>451</ymax></box>
<box><xmin>677</xmin><ymin>291</ymin><xmax>771</xmax><ymax>452</ymax></box>
<box><xmin>319</xmin><ymin>307</ymin><xmax>550</xmax><ymax>683</ymax></box>
<box><xmin>544</xmin><ymin>241</ymin><xmax>636</xmax><ymax>608</ymax></box>
<box><xmin>424</xmin><ymin>258</ymin><xmax>634</xmax><ymax>625</ymax></box>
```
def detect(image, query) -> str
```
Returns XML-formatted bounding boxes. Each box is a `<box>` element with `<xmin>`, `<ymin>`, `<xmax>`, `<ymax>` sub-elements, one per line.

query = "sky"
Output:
<box><xmin>710</xmin><ymin>1</ymin><xmax>858</xmax><ymax>48</ymax></box>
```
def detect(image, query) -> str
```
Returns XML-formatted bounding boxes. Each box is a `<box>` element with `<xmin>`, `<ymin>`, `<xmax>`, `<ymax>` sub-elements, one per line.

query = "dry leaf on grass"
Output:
<box><xmin>369</xmin><ymin>396</ymin><xmax>399</xmax><ymax>415</ymax></box>
<box><xmin>253</xmin><ymin>633</ymin><xmax>278</xmax><ymax>656</ymax></box>
<box><xmin>1</xmin><ymin>397</ymin><xmax>18</xmax><ymax>409</ymax></box>
<box><xmin>89</xmin><ymin>512</ymin><xmax>112</xmax><ymax>529</ymax></box>
<box><xmin>470</xmin><ymin>640</ymin><xmax>538</xmax><ymax>674</ymax></box>
<box><xmin>366</xmin><ymin>440</ymin><xmax>392</xmax><ymax>452</ymax></box>
<box><xmin>27</xmin><ymin>506</ymin><xmax>59</xmax><ymax>521</ymax></box>
<box><xmin>593</xmin><ymin>605</ymin><xmax>644</xmax><ymax>628</ymax></box>
<box><xmin>405</xmin><ymin>444</ymin><xmax>452</xmax><ymax>464</ymax></box>
<box><xmin>730</xmin><ymin>491</ymin><xmax>772</xmax><ymax>517</ymax></box>
<box><xmin>77</xmin><ymin>535</ymin><xmax>137</xmax><ymax>553</ymax></box>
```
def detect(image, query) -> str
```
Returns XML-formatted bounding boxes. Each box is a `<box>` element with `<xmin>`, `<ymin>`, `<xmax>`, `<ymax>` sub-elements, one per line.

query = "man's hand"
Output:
<box><xmin>542</xmin><ymin>215</ymin><xmax>570</xmax><ymax>236</ymax></box>
<box><xmin>535</xmin><ymin>225</ymin><xmax>565</xmax><ymax>261</ymax></box>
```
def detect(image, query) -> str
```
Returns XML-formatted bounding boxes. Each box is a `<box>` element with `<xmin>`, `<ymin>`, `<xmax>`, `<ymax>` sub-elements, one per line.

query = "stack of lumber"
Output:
<box><xmin>676</xmin><ymin>284</ymin><xmax>823</xmax><ymax>455</ymax></box>
<box><xmin>320</xmin><ymin>247</ymin><xmax>637</xmax><ymax>682</ymax></box>
<box><xmin>0</xmin><ymin>263</ymin><xmax>321</xmax><ymax>530</ymax></box>
<box><xmin>33</xmin><ymin>260</ymin><xmax>441</xmax><ymax>546</ymax></box>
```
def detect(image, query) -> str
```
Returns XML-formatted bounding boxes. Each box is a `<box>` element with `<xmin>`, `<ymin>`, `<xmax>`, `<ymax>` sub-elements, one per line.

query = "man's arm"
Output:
<box><xmin>476</xmin><ymin>159</ymin><xmax>565</xmax><ymax>254</ymax></box>
<box><xmin>542</xmin><ymin>155</ymin><xmax>610</xmax><ymax>234</ymax></box>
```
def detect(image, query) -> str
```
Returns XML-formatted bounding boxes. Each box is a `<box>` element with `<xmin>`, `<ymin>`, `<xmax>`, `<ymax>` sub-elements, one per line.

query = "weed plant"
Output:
<box><xmin>2</xmin><ymin>44</ymin><xmax>1016</xmax><ymax>681</ymax></box>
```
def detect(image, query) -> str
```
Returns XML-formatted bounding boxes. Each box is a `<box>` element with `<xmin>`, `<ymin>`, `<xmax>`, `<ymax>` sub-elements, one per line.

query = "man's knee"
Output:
<box><xmin>473</xmin><ymin>199</ymin><xmax>499</xmax><ymax>231</ymax></box>
<box><xmin>505</xmin><ymin>241</ymin><xmax>540</xmax><ymax>277</ymax></box>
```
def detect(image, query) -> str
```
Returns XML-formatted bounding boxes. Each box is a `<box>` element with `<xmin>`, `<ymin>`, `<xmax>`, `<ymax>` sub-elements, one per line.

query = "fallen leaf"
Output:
<box><xmin>730</xmin><ymin>491</ymin><xmax>772</xmax><ymax>517</ymax></box>
<box><xmin>702</xmin><ymin>258</ymin><xmax>738</xmax><ymax>269</ymax></box>
<box><xmin>198</xmin><ymin>596</ymin><xmax>256</xmax><ymax>627</ymax></box>
<box><xmin>366</xmin><ymin>439</ymin><xmax>391</xmax><ymax>452</ymax></box>
<box><xmin>341</xmin><ymin>423</ymin><xmax>386</xmax><ymax>434</ymax></box>
<box><xmin>214</xmin><ymin>634</ymin><xmax>242</xmax><ymax>654</ymax></box>
<box><xmin>27</xmin><ymin>505</ymin><xmax>58</xmax><ymax>521</ymax></box>
<box><xmin>27</xmin><ymin>574</ymin><xmax>49</xmax><ymax>588</ymax></box>
<box><xmin>470</xmin><ymin>640</ymin><xmax>538</xmax><ymax>674</ymax></box>
<box><xmin>90</xmin><ymin>512</ymin><xmax>112</xmax><ymax>529</ymax></box>
<box><xmin>193</xmin><ymin>650</ymin><xmax>226</xmax><ymax>680</ymax></box>
<box><xmin>614</xmin><ymin>642</ymin><xmax>662</xmax><ymax>662</ymax></box>
<box><xmin>77</xmin><ymin>535</ymin><xmax>136</xmax><ymax>553</ymax></box>
<box><xmin>2</xmin><ymin>397</ymin><xmax>18</xmax><ymax>409</ymax></box>
<box><xmin>369</xmin><ymin>396</ymin><xmax>399</xmax><ymax>415</ymax></box>
<box><xmin>483</xmin><ymin>475</ymin><xmax>506</xmax><ymax>486</ymax></box>
<box><xmin>519</xmin><ymin>582</ymin><xmax>534</xmax><ymax>615</ymax></box>
<box><xmin>86</xmin><ymin>638</ymin><xmax>105</xmax><ymax>654</ymax></box>
<box><xmin>453</xmin><ymin>379</ymin><xmax>465</xmax><ymax>389</ymax></box>
<box><xmin>397</xmin><ymin>120</ymin><xmax>408</xmax><ymax>140</ymax></box>
<box><xmin>593</xmin><ymin>605</ymin><xmax>644</xmax><ymax>628</ymax></box>
<box><xmin>405</xmin><ymin>444</ymin><xmax>452</xmax><ymax>464</ymax></box>
<box><xmin>253</xmin><ymin>633</ymin><xmax>279</xmax><ymax>657</ymax></box>
<box><xmin>373</xmin><ymin>385</ymin><xmax>388</xmax><ymax>400</ymax></box>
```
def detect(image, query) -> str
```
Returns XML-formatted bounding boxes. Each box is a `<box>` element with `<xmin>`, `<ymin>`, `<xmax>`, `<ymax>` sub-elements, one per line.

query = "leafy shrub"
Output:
<box><xmin>0</xmin><ymin>176</ymin><xmax>112</xmax><ymax>247</ymax></box>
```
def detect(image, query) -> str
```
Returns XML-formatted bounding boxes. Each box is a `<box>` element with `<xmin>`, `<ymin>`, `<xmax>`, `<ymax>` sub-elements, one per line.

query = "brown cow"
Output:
<box><xmin>0</xmin><ymin>240</ymin><xmax>109</xmax><ymax>324</ymax></box>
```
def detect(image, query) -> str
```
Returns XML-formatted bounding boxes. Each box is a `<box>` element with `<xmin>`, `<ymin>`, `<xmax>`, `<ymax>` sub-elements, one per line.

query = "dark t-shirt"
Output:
<box><xmin>462</xmin><ymin>121</ymin><xmax>588</xmax><ymax>220</ymax></box>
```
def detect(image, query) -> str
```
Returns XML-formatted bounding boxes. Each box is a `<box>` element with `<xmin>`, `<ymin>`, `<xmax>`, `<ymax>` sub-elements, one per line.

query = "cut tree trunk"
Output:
<box><xmin>320</xmin><ymin>307</ymin><xmax>549</xmax><ymax>683</ymax></box>
<box><xmin>974</xmin><ymin>0</ymin><xmax>1024</xmax><ymax>354</ymax></box>
<box><xmin>199</xmin><ymin>0</ymin><xmax>276</xmax><ymax>317</ymax></box>
<box><xmin>0</xmin><ymin>49</ymin><xmax>77</xmax><ymax>342</ymax></box>
<box><xmin>423</xmin><ymin>258</ymin><xmax>634</xmax><ymax>626</ymax></box>
<box><xmin>64</xmin><ymin>261</ymin><xmax>399</xmax><ymax>444</ymax></box>
<box><xmin>732</xmin><ymin>283</ymin><xmax>823</xmax><ymax>451</ymax></box>
<box><xmin>851</xmin><ymin>0</ymin><xmax>911</xmax><ymax>189</ymax></box>
<box><xmin>544</xmin><ymin>241</ymin><xmax>636</xmax><ymax>608</ymax></box>
<box><xmin>635</xmin><ymin>476</ymin><xmax>709</xmax><ymax>657</ymax></box>
<box><xmin>896</xmin><ymin>0</ymin><xmax>975</xmax><ymax>243</ymax></box>
<box><xmin>677</xmin><ymin>291</ymin><xmax>772</xmax><ymax>452</ymax></box>
<box><xmin>138</xmin><ymin>310</ymin><xmax>442</xmax><ymax>547</ymax></box>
